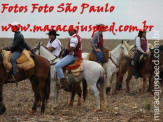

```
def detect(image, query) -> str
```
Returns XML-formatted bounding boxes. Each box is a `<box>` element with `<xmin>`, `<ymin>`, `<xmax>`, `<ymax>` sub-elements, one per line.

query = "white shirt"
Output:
<box><xmin>46</xmin><ymin>38</ymin><xmax>61</xmax><ymax>56</ymax></box>
<box><xmin>135</xmin><ymin>36</ymin><xmax>149</xmax><ymax>53</ymax></box>
<box><xmin>69</xmin><ymin>34</ymin><xmax>78</xmax><ymax>55</ymax></box>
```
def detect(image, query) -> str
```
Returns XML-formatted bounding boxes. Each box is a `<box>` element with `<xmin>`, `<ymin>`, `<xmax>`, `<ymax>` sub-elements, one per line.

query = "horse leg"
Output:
<box><xmin>69</xmin><ymin>84</ymin><xmax>76</xmax><ymax>107</ymax></box>
<box><xmin>126</xmin><ymin>73</ymin><xmax>132</xmax><ymax>93</ymax></box>
<box><xmin>115</xmin><ymin>73</ymin><xmax>124</xmax><ymax>93</ymax></box>
<box><xmin>150</xmin><ymin>74</ymin><xmax>154</xmax><ymax>95</ymax></box>
<box><xmin>105</xmin><ymin>72</ymin><xmax>113</xmax><ymax>95</ymax></box>
<box><xmin>142</xmin><ymin>76</ymin><xmax>147</xmax><ymax>94</ymax></box>
<box><xmin>0</xmin><ymin>85</ymin><xmax>6</xmax><ymax>115</ymax></box>
<box><xmin>51</xmin><ymin>68</ymin><xmax>59</xmax><ymax>109</ymax></box>
<box><xmin>89</xmin><ymin>85</ymin><xmax>100</xmax><ymax>110</ymax></box>
<box><xmin>76</xmin><ymin>82</ymin><xmax>82</xmax><ymax>106</ymax></box>
<box><xmin>109</xmin><ymin>74</ymin><xmax>116</xmax><ymax>96</ymax></box>
<box><xmin>148</xmin><ymin>76</ymin><xmax>151</xmax><ymax>92</ymax></box>
<box><xmin>38</xmin><ymin>80</ymin><xmax>46</xmax><ymax>113</ymax></box>
<box><xmin>29</xmin><ymin>76</ymin><xmax>40</xmax><ymax>114</ymax></box>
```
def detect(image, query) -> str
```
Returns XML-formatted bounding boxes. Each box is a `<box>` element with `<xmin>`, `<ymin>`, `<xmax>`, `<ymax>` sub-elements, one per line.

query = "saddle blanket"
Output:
<box><xmin>2</xmin><ymin>49</ymin><xmax>35</xmax><ymax>72</ymax></box>
<box><xmin>64</xmin><ymin>58</ymin><xmax>84</xmax><ymax>76</ymax></box>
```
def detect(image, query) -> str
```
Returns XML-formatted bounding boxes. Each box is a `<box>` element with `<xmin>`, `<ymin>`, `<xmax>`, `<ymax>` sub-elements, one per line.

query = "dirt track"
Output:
<box><xmin>0</xmin><ymin>77</ymin><xmax>162</xmax><ymax>122</ymax></box>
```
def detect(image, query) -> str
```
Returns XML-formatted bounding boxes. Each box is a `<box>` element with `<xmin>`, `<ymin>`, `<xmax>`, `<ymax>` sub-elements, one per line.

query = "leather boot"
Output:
<box><xmin>60</xmin><ymin>78</ymin><xmax>68</xmax><ymax>89</ymax></box>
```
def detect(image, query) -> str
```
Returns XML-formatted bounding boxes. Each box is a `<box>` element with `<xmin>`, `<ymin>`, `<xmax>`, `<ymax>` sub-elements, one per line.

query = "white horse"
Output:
<box><xmin>33</xmin><ymin>43</ymin><xmax>106</xmax><ymax>110</ymax></box>
<box><xmin>82</xmin><ymin>41</ymin><xmax>129</xmax><ymax>95</ymax></box>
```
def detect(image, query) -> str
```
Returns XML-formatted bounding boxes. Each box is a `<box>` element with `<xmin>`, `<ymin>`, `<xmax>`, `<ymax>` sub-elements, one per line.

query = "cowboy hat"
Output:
<box><xmin>11</xmin><ymin>21</ymin><xmax>20</xmax><ymax>26</ymax></box>
<box><xmin>46</xmin><ymin>29</ymin><xmax>60</xmax><ymax>36</ymax></box>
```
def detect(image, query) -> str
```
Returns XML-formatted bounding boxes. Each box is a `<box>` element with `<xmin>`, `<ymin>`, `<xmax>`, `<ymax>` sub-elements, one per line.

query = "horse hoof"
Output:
<box><xmin>96</xmin><ymin>109</ymin><xmax>102</xmax><ymax>112</ymax></box>
<box><xmin>77</xmin><ymin>103</ymin><xmax>81</xmax><ymax>106</ymax></box>
<box><xmin>69</xmin><ymin>103</ymin><xmax>73</xmax><ymax>107</ymax></box>
<box><xmin>29</xmin><ymin>110</ymin><xmax>36</xmax><ymax>115</ymax></box>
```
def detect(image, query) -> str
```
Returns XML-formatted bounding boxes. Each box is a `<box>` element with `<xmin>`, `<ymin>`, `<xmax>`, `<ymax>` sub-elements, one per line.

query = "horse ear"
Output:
<box><xmin>121</xmin><ymin>40</ymin><xmax>123</xmax><ymax>44</ymax></box>
<box><xmin>39</xmin><ymin>41</ymin><xmax>42</xmax><ymax>46</ymax></box>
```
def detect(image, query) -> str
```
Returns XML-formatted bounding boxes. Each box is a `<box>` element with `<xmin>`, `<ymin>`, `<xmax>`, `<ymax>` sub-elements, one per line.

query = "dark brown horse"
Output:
<box><xmin>64</xmin><ymin>79</ymin><xmax>87</xmax><ymax>106</ymax></box>
<box><xmin>115</xmin><ymin>53</ymin><xmax>154</xmax><ymax>94</ymax></box>
<box><xmin>0</xmin><ymin>52</ymin><xmax>50</xmax><ymax>115</ymax></box>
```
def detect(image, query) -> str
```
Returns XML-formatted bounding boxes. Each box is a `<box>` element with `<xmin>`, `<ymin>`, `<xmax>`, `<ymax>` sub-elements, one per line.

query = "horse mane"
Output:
<box><xmin>123</xmin><ymin>41</ymin><xmax>131</xmax><ymax>52</ymax></box>
<box><xmin>40</xmin><ymin>46</ymin><xmax>57</xmax><ymax>61</ymax></box>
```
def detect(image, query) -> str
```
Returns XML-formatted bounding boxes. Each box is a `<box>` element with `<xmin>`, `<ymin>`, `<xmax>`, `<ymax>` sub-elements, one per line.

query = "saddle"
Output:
<box><xmin>2</xmin><ymin>49</ymin><xmax>35</xmax><ymax>72</ymax></box>
<box><xmin>63</xmin><ymin>58</ymin><xmax>84</xmax><ymax>76</ymax></box>
<box><xmin>89</xmin><ymin>48</ymin><xmax>109</xmax><ymax>63</ymax></box>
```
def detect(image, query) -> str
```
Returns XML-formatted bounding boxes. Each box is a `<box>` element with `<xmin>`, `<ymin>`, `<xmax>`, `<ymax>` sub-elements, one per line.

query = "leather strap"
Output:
<box><xmin>109</xmin><ymin>51</ymin><xmax>119</xmax><ymax>68</ymax></box>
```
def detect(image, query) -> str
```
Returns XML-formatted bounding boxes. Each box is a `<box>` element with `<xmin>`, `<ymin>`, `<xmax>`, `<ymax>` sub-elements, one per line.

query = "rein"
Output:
<box><xmin>108</xmin><ymin>51</ymin><xmax>119</xmax><ymax>68</ymax></box>
<box><xmin>108</xmin><ymin>44</ymin><xmax>126</xmax><ymax>68</ymax></box>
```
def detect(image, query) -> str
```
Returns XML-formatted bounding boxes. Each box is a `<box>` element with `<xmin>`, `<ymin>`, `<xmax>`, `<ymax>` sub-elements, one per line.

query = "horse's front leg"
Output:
<box><xmin>114</xmin><ymin>73</ymin><xmax>123</xmax><ymax>93</ymax></box>
<box><xmin>105</xmin><ymin>72</ymin><xmax>113</xmax><ymax>95</ymax></box>
<box><xmin>69</xmin><ymin>85</ymin><xmax>76</xmax><ymax>107</ymax></box>
<box><xmin>126</xmin><ymin>73</ymin><xmax>132</xmax><ymax>93</ymax></box>
<box><xmin>0</xmin><ymin>84</ymin><xmax>6</xmax><ymax>115</ymax></box>
<box><xmin>142</xmin><ymin>76</ymin><xmax>147</xmax><ymax>94</ymax></box>
<box><xmin>51</xmin><ymin>67</ymin><xmax>59</xmax><ymax>109</ymax></box>
<box><xmin>76</xmin><ymin>82</ymin><xmax>82</xmax><ymax>106</ymax></box>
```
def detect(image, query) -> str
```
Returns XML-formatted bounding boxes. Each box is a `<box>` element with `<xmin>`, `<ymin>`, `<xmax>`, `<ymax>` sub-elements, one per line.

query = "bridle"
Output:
<box><xmin>108</xmin><ymin>44</ymin><xmax>127</xmax><ymax>68</ymax></box>
<box><xmin>32</xmin><ymin>42</ymin><xmax>58</xmax><ymax>64</ymax></box>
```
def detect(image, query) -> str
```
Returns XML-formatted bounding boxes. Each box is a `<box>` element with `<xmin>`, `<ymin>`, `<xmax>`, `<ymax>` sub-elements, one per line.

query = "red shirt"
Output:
<box><xmin>97</xmin><ymin>33</ymin><xmax>104</xmax><ymax>48</ymax></box>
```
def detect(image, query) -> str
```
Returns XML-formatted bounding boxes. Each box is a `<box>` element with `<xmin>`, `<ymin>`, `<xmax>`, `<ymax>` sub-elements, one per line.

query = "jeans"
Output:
<box><xmin>55</xmin><ymin>55</ymin><xmax>78</xmax><ymax>79</ymax></box>
<box><xmin>11</xmin><ymin>51</ymin><xmax>21</xmax><ymax>75</ymax></box>
<box><xmin>93</xmin><ymin>47</ymin><xmax>104</xmax><ymax>63</ymax></box>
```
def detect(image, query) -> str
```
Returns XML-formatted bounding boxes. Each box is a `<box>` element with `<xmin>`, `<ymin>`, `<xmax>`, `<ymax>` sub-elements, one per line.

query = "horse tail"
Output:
<box><xmin>98</xmin><ymin>68</ymin><xmax>106</xmax><ymax>104</ymax></box>
<box><xmin>82</xmin><ymin>79</ymin><xmax>87</xmax><ymax>101</ymax></box>
<box><xmin>45</xmin><ymin>69</ymin><xmax>51</xmax><ymax>101</ymax></box>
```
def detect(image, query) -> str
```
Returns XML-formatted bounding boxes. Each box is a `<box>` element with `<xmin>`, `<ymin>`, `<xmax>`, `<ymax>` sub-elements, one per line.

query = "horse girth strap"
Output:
<box><xmin>109</xmin><ymin>51</ymin><xmax>119</xmax><ymax>68</ymax></box>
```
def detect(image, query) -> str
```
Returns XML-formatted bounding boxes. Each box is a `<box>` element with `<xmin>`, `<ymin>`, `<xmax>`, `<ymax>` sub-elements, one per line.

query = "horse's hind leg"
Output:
<box><xmin>89</xmin><ymin>85</ymin><xmax>100</xmax><ymax>110</ymax></box>
<box><xmin>38</xmin><ymin>80</ymin><xmax>47</xmax><ymax>113</ymax></box>
<box><xmin>30</xmin><ymin>76</ymin><xmax>40</xmax><ymax>114</ymax></box>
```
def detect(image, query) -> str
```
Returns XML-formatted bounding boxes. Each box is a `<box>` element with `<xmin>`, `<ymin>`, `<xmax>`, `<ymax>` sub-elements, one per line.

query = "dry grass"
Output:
<box><xmin>0</xmin><ymin>38</ymin><xmax>163</xmax><ymax>121</ymax></box>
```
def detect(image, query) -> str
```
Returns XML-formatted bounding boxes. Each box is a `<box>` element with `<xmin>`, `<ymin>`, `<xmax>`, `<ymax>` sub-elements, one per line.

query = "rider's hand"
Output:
<box><xmin>95</xmin><ymin>48</ymin><xmax>101</xmax><ymax>52</ymax></box>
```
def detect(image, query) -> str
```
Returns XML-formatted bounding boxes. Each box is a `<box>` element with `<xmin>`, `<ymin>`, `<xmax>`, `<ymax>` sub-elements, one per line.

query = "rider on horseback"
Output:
<box><xmin>55</xmin><ymin>28</ymin><xmax>82</xmax><ymax>88</ymax></box>
<box><xmin>90</xmin><ymin>24</ymin><xmax>104</xmax><ymax>65</ymax></box>
<box><xmin>46</xmin><ymin>29</ymin><xmax>62</xmax><ymax>57</ymax></box>
<box><xmin>1</xmin><ymin>22</ymin><xmax>32</xmax><ymax>82</ymax></box>
<box><xmin>134</xmin><ymin>31</ymin><xmax>149</xmax><ymax>79</ymax></box>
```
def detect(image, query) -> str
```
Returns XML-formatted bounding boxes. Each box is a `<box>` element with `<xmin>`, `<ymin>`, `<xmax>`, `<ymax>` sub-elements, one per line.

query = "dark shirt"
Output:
<box><xmin>4</xmin><ymin>31</ymin><xmax>31</xmax><ymax>53</ymax></box>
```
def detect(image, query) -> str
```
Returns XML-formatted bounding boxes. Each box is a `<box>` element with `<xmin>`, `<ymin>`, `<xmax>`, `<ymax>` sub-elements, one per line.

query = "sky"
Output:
<box><xmin>0</xmin><ymin>0</ymin><xmax>162</xmax><ymax>39</ymax></box>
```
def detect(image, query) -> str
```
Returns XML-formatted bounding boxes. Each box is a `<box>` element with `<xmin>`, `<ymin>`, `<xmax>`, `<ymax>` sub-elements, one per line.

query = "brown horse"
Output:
<box><xmin>64</xmin><ymin>79</ymin><xmax>87</xmax><ymax>106</ymax></box>
<box><xmin>115</xmin><ymin>53</ymin><xmax>154</xmax><ymax>94</ymax></box>
<box><xmin>0</xmin><ymin>52</ymin><xmax>50</xmax><ymax>115</ymax></box>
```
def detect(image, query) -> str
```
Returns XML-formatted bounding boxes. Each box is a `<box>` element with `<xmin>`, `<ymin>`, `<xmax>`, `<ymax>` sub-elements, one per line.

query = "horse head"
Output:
<box><xmin>32</xmin><ymin>41</ymin><xmax>42</xmax><ymax>54</ymax></box>
<box><xmin>120</xmin><ymin>40</ymin><xmax>129</xmax><ymax>57</ymax></box>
